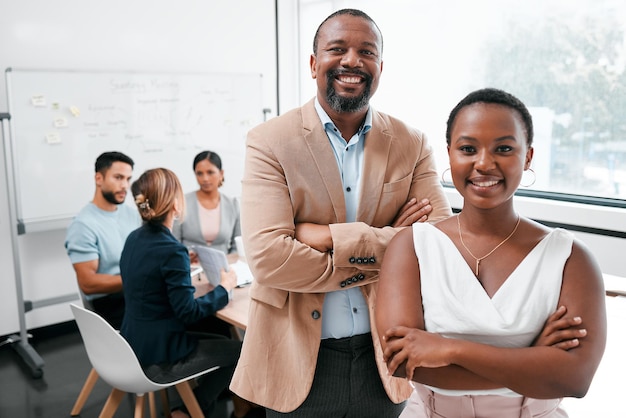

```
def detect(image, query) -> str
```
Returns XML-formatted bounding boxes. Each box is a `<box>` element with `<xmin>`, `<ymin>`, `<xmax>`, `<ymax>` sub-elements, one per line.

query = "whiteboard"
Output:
<box><xmin>5</xmin><ymin>68</ymin><xmax>263</xmax><ymax>231</ymax></box>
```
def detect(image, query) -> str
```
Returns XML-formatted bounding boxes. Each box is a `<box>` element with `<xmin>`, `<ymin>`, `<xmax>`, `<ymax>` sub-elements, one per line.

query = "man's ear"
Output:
<box><xmin>310</xmin><ymin>54</ymin><xmax>317</xmax><ymax>79</ymax></box>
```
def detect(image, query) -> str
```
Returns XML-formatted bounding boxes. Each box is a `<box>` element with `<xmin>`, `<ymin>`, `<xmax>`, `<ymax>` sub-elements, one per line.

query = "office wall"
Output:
<box><xmin>0</xmin><ymin>0</ymin><xmax>277</xmax><ymax>336</ymax></box>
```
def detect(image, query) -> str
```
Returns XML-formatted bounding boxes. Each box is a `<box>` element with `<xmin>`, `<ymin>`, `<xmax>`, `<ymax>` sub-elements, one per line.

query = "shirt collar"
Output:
<box><xmin>314</xmin><ymin>97</ymin><xmax>373</xmax><ymax>137</ymax></box>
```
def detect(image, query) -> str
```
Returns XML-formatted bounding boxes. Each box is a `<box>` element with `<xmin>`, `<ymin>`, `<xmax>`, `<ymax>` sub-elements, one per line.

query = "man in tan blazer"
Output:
<box><xmin>230</xmin><ymin>8</ymin><xmax>452</xmax><ymax>418</ymax></box>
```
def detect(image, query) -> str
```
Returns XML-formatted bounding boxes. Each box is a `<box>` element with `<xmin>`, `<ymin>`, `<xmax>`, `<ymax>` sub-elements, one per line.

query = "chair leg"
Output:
<box><xmin>99</xmin><ymin>388</ymin><xmax>126</xmax><ymax>418</ymax></box>
<box><xmin>175</xmin><ymin>381</ymin><xmax>204</xmax><ymax>418</ymax></box>
<box><xmin>134</xmin><ymin>394</ymin><xmax>146</xmax><ymax>418</ymax></box>
<box><xmin>229</xmin><ymin>325</ymin><xmax>244</xmax><ymax>341</ymax></box>
<box><xmin>70</xmin><ymin>367</ymin><xmax>99</xmax><ymax>416</ymax></box>
<box><xmin>148</xmin><ymin>392</ymin><xmax>157</xmax><ymax>418</ymax></box>
<box><xmin>159</xmin><ymin>389</ymin><xmax>171</xmax><ymax>418</ymax></box>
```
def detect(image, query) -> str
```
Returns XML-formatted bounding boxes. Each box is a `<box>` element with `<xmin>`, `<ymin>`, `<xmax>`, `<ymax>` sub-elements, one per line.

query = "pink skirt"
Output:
<box><xmin>400</xmin><ymin>384</ymin><xmax>568</xmax><ymax>418</ymax></box>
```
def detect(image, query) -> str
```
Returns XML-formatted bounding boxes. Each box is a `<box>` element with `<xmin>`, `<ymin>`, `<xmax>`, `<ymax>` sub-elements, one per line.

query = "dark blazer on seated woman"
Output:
<box><xmin>172</xmin><ymin>191</ymin><xmax>240</xmax><ymax>255</ymax></box>
<box><xmin>120</xmin><ymin>222</ymin><xmax>229</xmax><ymax>366</ymax></box>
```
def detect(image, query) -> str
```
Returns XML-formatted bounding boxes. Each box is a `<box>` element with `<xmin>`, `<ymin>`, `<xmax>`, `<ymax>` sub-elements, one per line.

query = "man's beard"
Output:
<box><xmin>102</xmin><ymin>190</ymin><xmax>124</xmax><ymax>205</ymax></box>
<box><xmin>325</xmin><ymin>69</ymin><xmax>372</xmax><ymax>113</ymax></box>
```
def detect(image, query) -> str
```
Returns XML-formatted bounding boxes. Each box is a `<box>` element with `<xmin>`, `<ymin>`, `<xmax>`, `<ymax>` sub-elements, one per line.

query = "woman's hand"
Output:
<box><xmin>218</xmin><ymin>267</ymin><xmax>237</xmax><ymax>292</ymax></box>
<box><xmin>533</xmin><ymin>305</ymin><xmax>587</xmax><ymax>350</ymax></box>
<box><xmin>188</xmin><ymin>249</ymin><xmax>199</xmax><ymax>264</ymax></box>
<box><xmin>382</xmin><ymin>326</ymin><xmax>454</xmax><ymax>381</ymax></box>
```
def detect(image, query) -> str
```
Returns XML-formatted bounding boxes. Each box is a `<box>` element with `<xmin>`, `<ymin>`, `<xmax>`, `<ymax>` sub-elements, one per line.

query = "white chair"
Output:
<box><xmin>70</xmin><ymin>294</ymin><xmax>132</xmax><ymax>417</ymax></box>
<box><xmin>70</xmin><ymin>294</ymin><xmax>101</xmax><ymax>417</ymax></box>
<box><xmin>70</xmin><ymin>303</ymin><xmax>219</xmax><ymax>418</ymax></box>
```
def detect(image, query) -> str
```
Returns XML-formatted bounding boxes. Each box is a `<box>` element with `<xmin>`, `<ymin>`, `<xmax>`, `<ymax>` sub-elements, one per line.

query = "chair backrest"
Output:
<box><xmin>70</xmin><ymin>303</ymin><xmax>161</xmax><ymax>394</ymax></box>
<box><xmin>77</xmin><ymin>290</ymin><xmax>95</xmax><ymax>312</ymax></box>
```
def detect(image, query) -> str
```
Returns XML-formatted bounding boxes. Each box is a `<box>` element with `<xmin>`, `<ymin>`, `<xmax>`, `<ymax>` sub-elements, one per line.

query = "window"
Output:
<box><xmin>295</xmin><ymin>0</ymin><xmax>626</xmax><ymax>203</ymax></box>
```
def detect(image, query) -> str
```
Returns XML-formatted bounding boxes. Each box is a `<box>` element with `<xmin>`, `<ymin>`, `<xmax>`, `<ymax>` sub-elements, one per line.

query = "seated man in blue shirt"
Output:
<box><xmin>65</xmin><ymin>151</ymin><xmax>140</xmax><ymax>328</ymax></box>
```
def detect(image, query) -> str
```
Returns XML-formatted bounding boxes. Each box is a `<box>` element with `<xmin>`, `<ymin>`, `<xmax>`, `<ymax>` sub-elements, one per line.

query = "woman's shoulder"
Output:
<box><xmin>184</xmin><ymin>190</ymin><xmax>198</xmax><ymax>202</ymax></box>
<box><xmin>219</xmin><ymin>192</ymin><xmax>239</xmax><ymax>209</ymax></box>
<box><xmin>521</xmin><ymin>218</ymin><xmax>573</xmax><ymax>247</ymax></box>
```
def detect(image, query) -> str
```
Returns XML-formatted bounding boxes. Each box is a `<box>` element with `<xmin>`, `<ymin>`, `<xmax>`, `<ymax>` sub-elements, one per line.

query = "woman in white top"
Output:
<box><xmin>173</xmin><ymin>150</ymin><xmax>241</xmax><ymax>262</ymax></box>
<box><xmin>375</xmin><ymin>88</ymin><xmax>606</xmax><ymax>417</ymax></box>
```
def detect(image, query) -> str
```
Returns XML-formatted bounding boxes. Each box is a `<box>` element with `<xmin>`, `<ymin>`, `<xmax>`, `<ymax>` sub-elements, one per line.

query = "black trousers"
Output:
<box><xmin>266</xmin><ymin>333</ymin><xmax>405</xmax><ymax>418</ymax></box>
<box><xmin>144</xmin><ymin>333</ymin><xmax>242</xmax><ymax>416</ymax></box>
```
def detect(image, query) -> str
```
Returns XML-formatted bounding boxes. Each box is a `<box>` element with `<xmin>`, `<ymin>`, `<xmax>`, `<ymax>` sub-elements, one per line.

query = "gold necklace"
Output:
<box><xmin>457</xmin><ymin>213</ymin><xmax>521</xmax><ymax>276</ymax></box>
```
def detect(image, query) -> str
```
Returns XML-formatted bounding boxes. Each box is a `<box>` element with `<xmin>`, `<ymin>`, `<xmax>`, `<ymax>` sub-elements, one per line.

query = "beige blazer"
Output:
<box><xmin>230</xmin><ymin>99</ymin><xmax>451</xmax><ymax>412</ymax></box>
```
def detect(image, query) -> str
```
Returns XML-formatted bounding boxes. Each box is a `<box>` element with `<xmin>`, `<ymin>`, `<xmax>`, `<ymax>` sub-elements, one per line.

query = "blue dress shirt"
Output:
<box><xmin>314</xmin><ymin>98</ymin><xmax>372</xmax><ymax>339</ymax></box>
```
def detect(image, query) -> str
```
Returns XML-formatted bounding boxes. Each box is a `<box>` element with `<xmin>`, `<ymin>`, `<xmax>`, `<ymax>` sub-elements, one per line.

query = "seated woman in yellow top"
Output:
<box><xmin>173</xmin><ymin>150</ymin><xmax>241</xmax><ymax>263</ymax></box>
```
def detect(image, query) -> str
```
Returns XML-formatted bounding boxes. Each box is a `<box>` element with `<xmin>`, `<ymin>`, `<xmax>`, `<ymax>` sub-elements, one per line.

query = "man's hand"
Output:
<box><xmin>392</xmin><ymin>198</ymin><xmax>433</xmax><ymax>227</ymax></box>
<box><xmin>295</xmin><ymin>223</ymin><xmax>332</xmax><ymax>252</ymax></box>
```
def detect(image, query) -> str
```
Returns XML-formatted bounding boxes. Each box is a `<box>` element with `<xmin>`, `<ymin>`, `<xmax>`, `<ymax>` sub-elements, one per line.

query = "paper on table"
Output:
<box><xmin>230</xmin><ymin>260</ymin><xmax>253</xmax><ymax>287</ymax></box>
<box><xmin>190</xmin><ymin>265</ymin><xmax>203</xmax><ymax>280</ymax></box>
<box><xmin>193</xmin><ymin>245</ymin><xmax>229</xmax><ymax>287</ymax></box>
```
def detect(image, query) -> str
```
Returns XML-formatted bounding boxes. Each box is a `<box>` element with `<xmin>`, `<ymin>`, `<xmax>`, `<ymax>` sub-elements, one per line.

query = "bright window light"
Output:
<box><xmin>297</xmin><ymin>0</ymin><xmax>626</xmax><ymax>202</ymax></box>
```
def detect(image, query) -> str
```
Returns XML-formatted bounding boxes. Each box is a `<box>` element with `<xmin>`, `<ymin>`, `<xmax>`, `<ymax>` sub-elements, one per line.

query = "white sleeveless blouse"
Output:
<box><xmin>412</xmin><ymin>222</ymin><xmax>574</xmax><ymax>396</ymax></box>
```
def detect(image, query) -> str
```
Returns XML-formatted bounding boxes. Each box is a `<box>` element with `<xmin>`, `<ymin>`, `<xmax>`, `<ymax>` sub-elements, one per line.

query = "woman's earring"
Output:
<box><xmin>441</xmin><ymin>168</ymin><xmax>452</xmax><ymax>185</ymax></box>
<box><xmin>520</xmin><ymin>168</ymin><xmax>536</xmax><ymax>187</ymax></box>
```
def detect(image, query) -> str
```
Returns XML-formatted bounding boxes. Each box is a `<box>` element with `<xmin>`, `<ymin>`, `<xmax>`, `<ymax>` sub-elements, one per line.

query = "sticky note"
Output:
<box><xmin>45</xmin><ymin>132</ymin><xmax>61</xmax><ymax>144</ymax></box>
<box><xmin>54</xmin><ymin>117</ymin><xmax>68</xmax><ymax>128</ymax></box>
<box><xmin>31</xmin><ymin>95</ymin><xmax>46</xmax><ymax>107</ymax></box>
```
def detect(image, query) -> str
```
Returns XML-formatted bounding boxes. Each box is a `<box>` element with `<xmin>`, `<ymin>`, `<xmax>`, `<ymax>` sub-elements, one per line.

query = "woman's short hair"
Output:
<box><xmin>446</xmin><ymin>87</ymin><xmax>534</xmax><ymax>147</ymax></box>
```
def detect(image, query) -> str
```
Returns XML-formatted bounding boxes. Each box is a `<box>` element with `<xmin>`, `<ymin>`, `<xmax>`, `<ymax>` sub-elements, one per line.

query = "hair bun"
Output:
<box><xmin>134</xmin><ymin>194</ymin><xmax>153</xmax><ymax>219</ymax></box>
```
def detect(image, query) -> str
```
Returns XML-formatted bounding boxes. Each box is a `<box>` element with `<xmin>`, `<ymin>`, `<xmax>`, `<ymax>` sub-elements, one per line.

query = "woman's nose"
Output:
<box><xmin>475</xmin><ymin>149</ymin><xmax>495</xmax><ymax>170</ymax></box>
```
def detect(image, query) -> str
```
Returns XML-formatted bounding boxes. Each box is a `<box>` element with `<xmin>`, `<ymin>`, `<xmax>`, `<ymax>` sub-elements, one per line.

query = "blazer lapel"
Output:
<box><xmin>301</xmin><ymin>100</ymin><xmax>347</xmax><ymax>223</ymax></box>
<box><xmin>357</xmin><ymin>110</ymin><xmax>391</xmax><ymax>224</ymax></box>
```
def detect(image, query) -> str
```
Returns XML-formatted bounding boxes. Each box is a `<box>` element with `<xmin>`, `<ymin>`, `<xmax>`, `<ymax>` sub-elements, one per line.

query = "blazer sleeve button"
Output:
<box><xmin>349</xmin><ymin>257</ymin><xmax>356</xmax><ymax>264</ymax></box>
<box><xmin>369</xmin><ymin>257</ymin><xmax>376</xmax><ymax>264</ymax></box>
<box><xmin>311</xmin><ymin>310</ymin><xmax>321</xmax><ymax>320</ymax></box>
<box><xmin>340</xmin><ymin>280</ymin><xmax>347</xmax><ymax>288</ymax></box>
<box><xmin>358</xmin><ymin>273</ymin><xmax>365</xmax><ymax>280</ymax></box>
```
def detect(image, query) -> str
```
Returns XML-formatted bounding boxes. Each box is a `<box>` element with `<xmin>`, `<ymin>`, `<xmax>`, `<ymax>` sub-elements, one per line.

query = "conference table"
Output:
<box><xmin>192</xmin><ymin>258</ymin><xmax>251</xmax><ymax>334</ymax></box>
<box><xmin>216</xmin><ymin>286</ymin><xmax>251</xmax><ymax>333</ymax></box>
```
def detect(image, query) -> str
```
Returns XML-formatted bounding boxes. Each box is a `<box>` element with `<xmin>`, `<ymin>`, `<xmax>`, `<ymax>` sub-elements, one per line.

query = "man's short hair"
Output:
<box><xmin>95</xmin><ymin>151</ymin><xmax>134</xmax><ymax>174</ymax></box>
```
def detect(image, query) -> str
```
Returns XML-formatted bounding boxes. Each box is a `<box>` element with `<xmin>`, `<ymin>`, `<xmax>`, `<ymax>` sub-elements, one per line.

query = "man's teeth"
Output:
<box><xmin>338</xmin><ymin>76</ymin><xmax>361</xmax><ymax>84</ymax></box>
